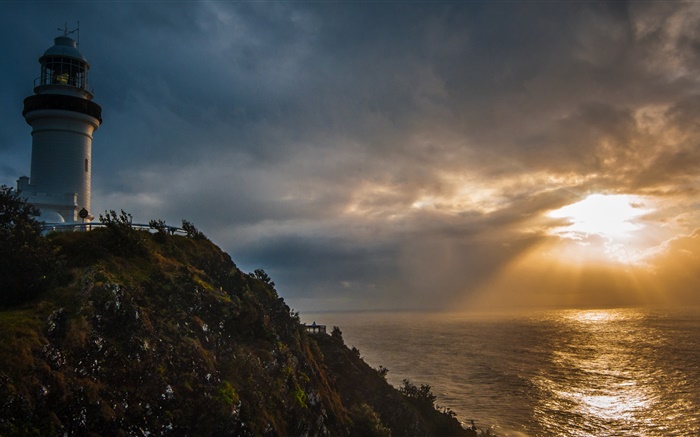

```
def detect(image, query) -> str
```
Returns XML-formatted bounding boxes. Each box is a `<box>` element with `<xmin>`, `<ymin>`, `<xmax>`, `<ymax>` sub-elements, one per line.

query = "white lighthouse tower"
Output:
<box><xmin>16</xmin><ymin>28</ymin><xmax>102</xmax><ymax>224</ymax></box>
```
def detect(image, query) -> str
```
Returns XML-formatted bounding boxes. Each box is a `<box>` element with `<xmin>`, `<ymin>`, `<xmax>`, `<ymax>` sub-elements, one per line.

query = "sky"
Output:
<box><xmin>2</xmin><ymin>1</ymin><xmax>700</xmax><ymax>312</ymax></box>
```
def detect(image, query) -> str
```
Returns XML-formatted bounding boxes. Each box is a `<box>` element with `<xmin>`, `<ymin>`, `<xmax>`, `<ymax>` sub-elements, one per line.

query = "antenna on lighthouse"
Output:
<box><xmin>58</xmin><ymin>21</ymin><xmax>80</xmax><ymax>46</ymax></box>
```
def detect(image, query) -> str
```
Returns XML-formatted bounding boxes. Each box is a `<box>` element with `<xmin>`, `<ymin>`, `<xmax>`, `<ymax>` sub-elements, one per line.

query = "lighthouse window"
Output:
<box><xmin>41</xmin><ymin>57</ymin><xmax>88</xmax><ymax>89</ymax></box>
<box><xmin>85</xmin><ymin>159</ymin><xmax>88</xmax><ymax>172</ymax></box>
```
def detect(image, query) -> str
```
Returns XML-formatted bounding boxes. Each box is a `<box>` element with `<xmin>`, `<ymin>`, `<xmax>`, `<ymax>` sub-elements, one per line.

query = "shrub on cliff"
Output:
<box><xmin>350</xmin><ymin>403</ymin><xmax>392</xmax><ymax>437</ymax></box>
<box><xmin>98</xmin><ymin>209</ymin><xmax>146</xmax><ymax>256</ymax></box>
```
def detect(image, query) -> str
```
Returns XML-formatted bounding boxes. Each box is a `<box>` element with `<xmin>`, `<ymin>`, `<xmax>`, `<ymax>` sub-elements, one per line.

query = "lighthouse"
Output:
<box><xmin>16</xmin><ymin>28</ymin><xmax>102</xmax><ymax>224</ymax></box>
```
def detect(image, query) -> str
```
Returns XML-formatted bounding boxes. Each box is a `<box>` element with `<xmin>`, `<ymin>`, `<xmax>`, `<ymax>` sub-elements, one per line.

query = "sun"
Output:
<box><xmin>548</xmin><ymin>194</ymin><xmax>649</xmax><ymax>239</ymax></box>
<box><xmin>546</xmin><ymin>194</ymin><xmax>652</xmax><ymax>264</ymax></box>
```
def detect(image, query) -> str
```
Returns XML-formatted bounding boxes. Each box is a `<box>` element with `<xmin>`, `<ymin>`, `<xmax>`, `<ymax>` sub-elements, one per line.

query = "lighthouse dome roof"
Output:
<box><xmin>40</xmin><ymin>36</ymin><xmax>88</xmax><ymax>64</ymax></box>
<box><xmin>39</xmin><ymin>210</ymin><xmax>66</xmax><ymax>224</ymax></box>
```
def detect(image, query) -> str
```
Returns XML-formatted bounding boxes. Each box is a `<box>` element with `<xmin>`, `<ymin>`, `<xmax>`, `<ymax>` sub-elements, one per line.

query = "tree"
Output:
<box><xmin>252</xmin><ymin>269</ymin><xmax>275</xmax><ymax>288</ymax></box>
<box><xmin>148</xmin><ymin>219</ymin><xmax>169</xmax><ymax>235</ymax></box>
<box><xmin>0</xmin><ymin>186</ymin><xmax>58</xmax><ymax>305</ymax></box>
<box><xmin>182</xmin><ymin>219</ymin><xmax>208</xmax><ymax>240</ymax></box>
<box><xmin>331</xmin><ymin>326</ymin><xmax>344</xmax><ymax>343</ymax></box>
<box><xmin>399</xmin><ymin>379</ymin><xmax>437</xmax><ymax>408</ymax></box>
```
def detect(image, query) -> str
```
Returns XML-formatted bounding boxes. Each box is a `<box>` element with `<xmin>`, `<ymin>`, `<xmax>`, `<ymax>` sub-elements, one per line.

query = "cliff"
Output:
<box><xmin>0</xmin><ymin>223</ymin><xmax>475</xmax><ymax>436</ymax></box>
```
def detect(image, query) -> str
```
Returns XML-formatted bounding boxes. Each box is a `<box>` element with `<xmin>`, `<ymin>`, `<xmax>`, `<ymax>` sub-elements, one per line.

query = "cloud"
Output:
<box><xmin>642</xmin><ymin>229</ymin><xmax>700</xmax><ymax>304</ymax></box>
<box><xmin>2</xmin><ymin>2</ymin><xmax>700</xmax><ymax>310</ymax></box>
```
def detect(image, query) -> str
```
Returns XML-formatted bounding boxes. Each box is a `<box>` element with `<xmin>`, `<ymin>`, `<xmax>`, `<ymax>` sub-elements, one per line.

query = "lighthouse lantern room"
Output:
<box><xmin>17</xmin><ymin>28</ymin><xmax>102</xmax><ymax>224</ymax></box>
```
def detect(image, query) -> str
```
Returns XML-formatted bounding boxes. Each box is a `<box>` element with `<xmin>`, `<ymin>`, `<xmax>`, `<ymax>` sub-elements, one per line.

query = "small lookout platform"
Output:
<box><xmin>304</xmin><ymin>322</ymin><xmax>326</xmax><ymax>334</ymax></box>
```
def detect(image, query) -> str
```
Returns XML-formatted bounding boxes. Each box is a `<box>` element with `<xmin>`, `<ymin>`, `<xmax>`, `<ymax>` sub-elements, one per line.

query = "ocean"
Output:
<box><xmin>305</xmin><ymin>308</ymin><xmax>700</xmax><ymax>436</ymax></box>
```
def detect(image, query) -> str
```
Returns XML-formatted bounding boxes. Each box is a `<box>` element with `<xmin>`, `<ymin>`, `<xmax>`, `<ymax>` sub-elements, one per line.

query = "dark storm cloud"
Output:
<box><xmin>3</xmin><ymin>1</ymin><xmax>700</xmax><ymax>310</ymax></box>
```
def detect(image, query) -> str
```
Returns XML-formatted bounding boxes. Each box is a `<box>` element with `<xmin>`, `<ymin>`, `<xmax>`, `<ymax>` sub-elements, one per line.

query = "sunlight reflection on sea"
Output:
<box><xmin>305</xmin><ymin>308</ymin><xmax>700</xmax><ymax>436</ymax></box>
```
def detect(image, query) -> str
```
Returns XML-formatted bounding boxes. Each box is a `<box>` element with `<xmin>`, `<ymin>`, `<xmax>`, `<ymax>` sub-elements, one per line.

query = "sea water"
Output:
<box><xmin>305</xmin><ymin>308</ymin><xmax>700</xmax><ymax>436</ymax></box>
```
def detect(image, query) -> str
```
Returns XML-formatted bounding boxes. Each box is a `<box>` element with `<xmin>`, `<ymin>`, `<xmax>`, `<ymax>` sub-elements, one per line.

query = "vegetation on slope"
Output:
<box><xmin>313</xmin><ymin>329</ymin><xmax>472</xmax><ymax>437</ymax></box>
<box><xmin>0</xmin><ymin>187</ymin><xmax>60</xmax><ymax>306</ymax></box>
<box><xmin>0</xmin><ymin>190</ymin><xmax>479</xmax><ymax>436</ymax></box>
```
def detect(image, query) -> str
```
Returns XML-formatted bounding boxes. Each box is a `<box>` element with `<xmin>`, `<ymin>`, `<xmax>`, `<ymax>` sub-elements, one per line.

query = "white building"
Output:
<box><xmin>17</xmin><ymin>31</ymin><xmax>102</xmax><ymax>224</ymax></box>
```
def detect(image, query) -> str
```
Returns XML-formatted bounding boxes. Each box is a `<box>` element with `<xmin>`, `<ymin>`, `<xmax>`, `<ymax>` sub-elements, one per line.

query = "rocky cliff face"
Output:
<box><xmin>0</xmin><ymin>227</ymin><xmax>474</xmax><ymax>436</ymax></box>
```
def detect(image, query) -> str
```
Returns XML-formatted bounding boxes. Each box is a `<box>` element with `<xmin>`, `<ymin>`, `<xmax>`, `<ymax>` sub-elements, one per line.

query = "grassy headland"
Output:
<box><xmin>0</xmin><ymin>214</ymin><xmax>480</xmax><ymax>436</ymax></box>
